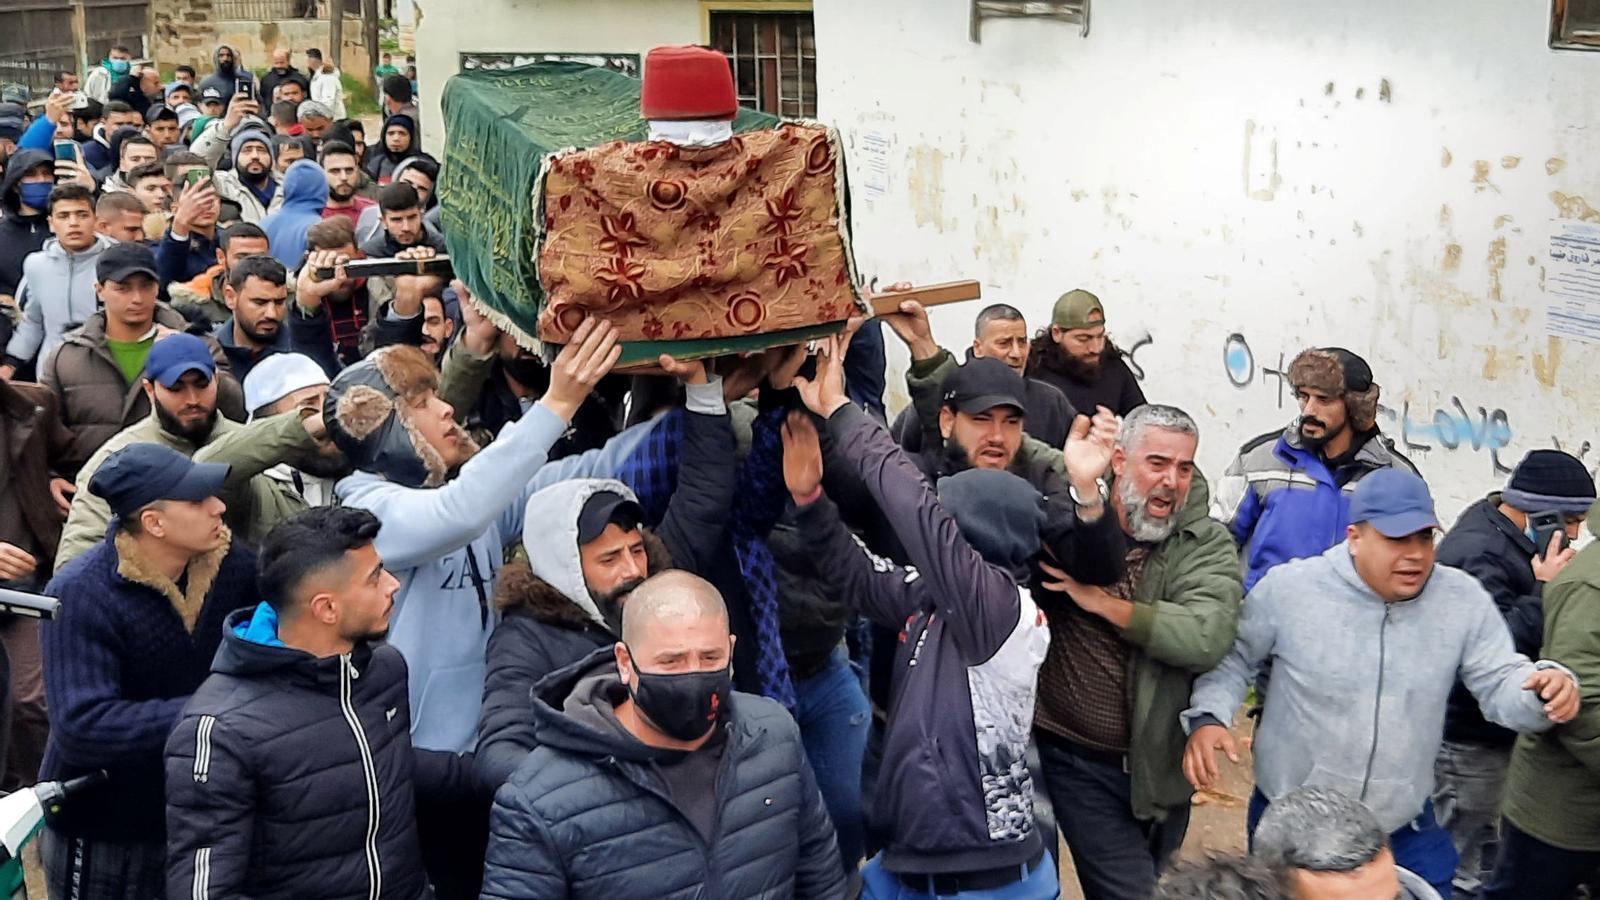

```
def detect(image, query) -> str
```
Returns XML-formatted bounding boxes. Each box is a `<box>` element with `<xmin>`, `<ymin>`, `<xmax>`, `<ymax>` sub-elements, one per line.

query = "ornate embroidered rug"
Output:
<box><xmin>440</xmin><ymin>62</ymin><xmax>863</xmax><ymax>364</ymax></box>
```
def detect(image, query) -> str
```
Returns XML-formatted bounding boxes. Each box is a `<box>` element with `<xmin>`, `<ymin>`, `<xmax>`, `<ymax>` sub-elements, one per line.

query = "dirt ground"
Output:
<box><xmin>1057</xmin><ymin>714</ymin><xmax>1257</xmax><ymax>899</ymax></box>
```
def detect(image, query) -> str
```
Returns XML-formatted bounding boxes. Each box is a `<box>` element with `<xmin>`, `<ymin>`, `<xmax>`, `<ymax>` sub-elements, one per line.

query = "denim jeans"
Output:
<box><xmin>795</xmin><ymin>645</ymin><xmax>871</xmax><ymax>869</ymax></box>
<box><xmin>861</xmin><ymin>850</ymin><xmax>1061</xmax><ymax>900</ymax></box>
<box><xmin>1250</xmin><ymin>789</ymin><xmax>1458</xmax><ymax>898</ymax></box>
<box><xmin>1432</xmin><ymin>739</ymin><xmax>1511</xmax><ymax>898</ymax></box>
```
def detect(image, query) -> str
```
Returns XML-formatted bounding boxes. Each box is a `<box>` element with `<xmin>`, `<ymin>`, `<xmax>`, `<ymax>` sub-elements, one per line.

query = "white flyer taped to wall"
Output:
<box><xmin>859</xmin><ymin>130</ymin><xmax>890</xmax><ymax>201</ymax></box>
<box><xmin>1546</xmin><ymin>220</ymin><xmax>1600</xmax><ymax>345</ymax></box>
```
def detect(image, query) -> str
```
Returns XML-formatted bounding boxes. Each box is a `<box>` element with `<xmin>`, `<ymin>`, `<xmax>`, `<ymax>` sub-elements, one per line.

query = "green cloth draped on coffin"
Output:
<box><xmin>440</xmin><ymin>61</ymin><xmax>859</xmax><ymax>364</ymax></box>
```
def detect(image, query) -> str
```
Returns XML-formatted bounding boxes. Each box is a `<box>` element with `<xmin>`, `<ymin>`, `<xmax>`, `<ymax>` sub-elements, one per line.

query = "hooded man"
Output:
<box><xmin>208</xmin><ymin>129</ymin><xmax>282</xmax><ymax>224</ymax></box>
<box><xmin>198</xmin><ymin>44</ymin><xmax>255</xmax><ymax>105</ymax></box>
<box><xmin>1211</xmin><ymin>346</ymin><xmax>1418</xmax><ymax>591</ymax></box>
<box><xmin>322</xmin><ymin>322</ymin><xmax>658</xmax><ymax>755</ymax></box>
<box><xmin>783</xmin><ymin>331</ymin><xmax>1069</xmax><ymax>898</ymax></box>
<box><xmin>0</xmin><ymin>149</ymin><xmax>56</xmax><ymax>300</ymax></box>
<box><xmin>476</xmin><ymin>357</ymin><xmax>737</xmax><ymax>789</ymax></box>
<box><xmin>364</xmin><ymin>113</ymin><xmax>418</xmax><ymax>185</ymax></box>
<box><xmin>1433</xmin><ymin>449</ymin><xmax>1596</xmax><ymax>897</ymax></box>
<box><xmin>261</xmin><ymin>158</ymin><xmax>330</xmax><ymax>268</ymax></box>
<box><xmin>1026</xmin><ymin>289</ymin><xmax>1148</xmax><ymax>417</ymax></box>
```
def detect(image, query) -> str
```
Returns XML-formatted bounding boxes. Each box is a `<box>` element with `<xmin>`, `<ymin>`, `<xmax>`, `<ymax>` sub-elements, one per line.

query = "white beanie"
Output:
<box><xmin>244</xmin><ymin>352</ymin><xmax>330</xmax><ymax>417</ymax></box>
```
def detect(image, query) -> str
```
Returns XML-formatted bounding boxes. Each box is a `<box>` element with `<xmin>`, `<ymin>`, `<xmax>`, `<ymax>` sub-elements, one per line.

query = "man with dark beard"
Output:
<box><xmin>474</xmin><ymin>356</ymin><xmax>739</xmax><ymax>791</ymax></box>
<box><xmin>208</xmin><ymin>130</ymin><xmax>281</xmax><ymax>224</ymax></box>
<box><xmin>1031</xmin><ymin>404</ymin><xmax>1242</xmax><ymax>899</ymax></box>
<box><xmin>56</xmin><ymin>333</ymin><xmax>334</xmax><ymax>569</ymax></box>
<box><xmin>1026</xmin><ymin>289</ymin><xmax>1147</xmax><ymax>416</ymax></box>
<box><xmin>1210</xmin><ymin>347</ymin><xmax>1418</xmax><ymax>591</ymax></box>
<box><xmin>213</xmin><ymin>254</ymin><xmax>339</xmax><ymax>381</ymax></box>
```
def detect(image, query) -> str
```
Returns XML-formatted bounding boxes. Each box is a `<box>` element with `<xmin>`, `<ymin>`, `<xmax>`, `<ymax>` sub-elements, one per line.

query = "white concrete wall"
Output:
<box><xmin>412</xmin><ymin>0</ymin><xmax>703</xmax><ymax>152</ymax></box>
<box><xmin>814</xmin><ymin>0</ymin><xmax>1600</xmax><ymax>520</ymax></box>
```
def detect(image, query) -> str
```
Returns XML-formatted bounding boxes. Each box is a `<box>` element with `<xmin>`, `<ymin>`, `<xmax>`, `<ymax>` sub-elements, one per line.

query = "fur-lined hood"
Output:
<box><xmin>324</xmin><ymin>345</ymin><xmax>480</xmax><ymax>488</ymax></box>
<box><xmin>495</xmin><ymin>528</ymin><xmax>673</xmax><ymax>629</ymax></box>
<box><xmin>114</xmin><ymin>525</ymin><xmax>232</xmax><ymax>633</ymax></box>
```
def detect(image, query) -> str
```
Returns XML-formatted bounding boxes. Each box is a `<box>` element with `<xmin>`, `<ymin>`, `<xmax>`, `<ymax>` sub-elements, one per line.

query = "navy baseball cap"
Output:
<box><xmin>940</xmin><ymin>356</ymin><xmax>1028</xmax><ymax>416</ymax></box>
<box><xmin>144</xmin><ymin>333</ymin><xmax>217</xmax><ymax>388</ymax></box>
<box><xmin>1350</xmin><ymin>468</ymin><xmax>1439</xmax><ymax>538</ymax></box>
<box><xmin>89</xmin><ymin>443</ymin><xmax>229</xmax><ymax>519</ymax></box>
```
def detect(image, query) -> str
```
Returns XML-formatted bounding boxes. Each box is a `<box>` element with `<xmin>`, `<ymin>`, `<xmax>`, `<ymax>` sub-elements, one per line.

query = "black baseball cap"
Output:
<box><xmin>577</xmin><ymin>489</ymin><xmax>643</xmax><ymax>544</ymax></box>
<box><xmin>145</xmin><ymin>104</ymin><xmax>178</xmax><ymax>124</ymax></box>
<box><xmin>96</xmin><ymin>241</ymin><xmax>159</xmax><ymax>284</ymax></box>
<box><xmin>89</xmin><ymin>443</ymin><xmax>229</xmax><ymax>519</ymax></box>
<box><xmin>940</xmin><ymin>356</ymin><xmax>1028</xmax><ymax>416</ymax></box>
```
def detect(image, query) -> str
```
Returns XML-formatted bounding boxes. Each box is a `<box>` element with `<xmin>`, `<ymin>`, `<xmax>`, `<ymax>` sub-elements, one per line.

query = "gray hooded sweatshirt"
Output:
<box><xmin>1183</xmin><ymin>542</ymin><xmax>1572</xmax><ymax>831</ymax></box>
<box><xmin>5</xmin><ymin>234</ymin><xmax>115</xmax><ymax>368</ymax></box>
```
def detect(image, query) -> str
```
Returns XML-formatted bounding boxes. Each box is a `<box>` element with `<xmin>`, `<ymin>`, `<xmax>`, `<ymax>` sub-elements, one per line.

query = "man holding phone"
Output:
<box><xmin>155</xmin><ymin>171</ymin><xmax>222</xmax><ymax>292</ymax></box>
<box><xmin>1433</xmin><ymin>448</ymin><xmax>1596</xmax><ymax>898</ymax></box>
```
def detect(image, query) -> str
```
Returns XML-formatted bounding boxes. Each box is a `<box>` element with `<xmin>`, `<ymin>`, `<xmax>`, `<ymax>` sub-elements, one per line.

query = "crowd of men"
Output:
<box><xmin>0</xmin><ymin>41</ymin><xmax>1596</xmax><ymax>900</ymax></box>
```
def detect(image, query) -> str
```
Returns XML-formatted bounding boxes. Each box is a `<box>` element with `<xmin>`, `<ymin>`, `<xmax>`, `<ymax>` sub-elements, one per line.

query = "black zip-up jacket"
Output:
<box><xmin>164</xmin><ymin>606</ymin><xmax>436</xmax><ymax>900</ymax></box>
<box><xmin>480</xmin><ymin>650</ymin><xmax>846</xmax><ymax>900</ymax></box>
<box><xmin>1440</xmin><ymin>494</ymin><xmax>1546</xmax><ymax>747</ymax></box>
<box><xmin>0</xmin><ymin>149</ymin><xmax>53</xmax><ymax>298</ymax></box>
<box><xmin>796</xmin><ymin>404</ymin><xmax>1092</xmax><ymax>874</ymax></box>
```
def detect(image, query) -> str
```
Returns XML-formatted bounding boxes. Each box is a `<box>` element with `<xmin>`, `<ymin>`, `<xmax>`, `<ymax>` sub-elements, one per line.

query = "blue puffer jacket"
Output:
<box><xmin>1211</xmin><ymin>426</ymin><xmax>1418</xmax><ymax>590</ymax></box>
<box><xmin>480</xmin><ymin>649</ymin><xmax>846</xmax><ymax>900</ymax></box>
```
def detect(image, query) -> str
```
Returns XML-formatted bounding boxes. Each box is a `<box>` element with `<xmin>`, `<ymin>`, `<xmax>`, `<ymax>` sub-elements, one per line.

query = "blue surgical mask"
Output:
<box><xmin>18</xmin><ymin>182</ymin><xmax>53</xmax><ymax>211</ymax></box>
<box><xmin>108</xmin><ymin>58</ymin><xmax>131</xmax><ymax>76</ymax></box>
<box><xmin>1525</xmin><ymin>525</ymin><xmax>1539</xmax><ymax>545</ymax></box>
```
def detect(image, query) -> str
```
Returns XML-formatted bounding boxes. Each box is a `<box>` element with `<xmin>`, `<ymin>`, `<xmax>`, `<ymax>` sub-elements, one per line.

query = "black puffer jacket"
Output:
<box><xmin>165</xmin><ymin>605</ymin><xmax>434</xmax><ymax>900</ymax></box>
<box><xmin>481</xmin><ymin>650</ymin><xmax>846</xmax><ymax>900</ymax></box>
<box><xmin>1440</xmin><ymin>495</ymin><xmax>1546</xmax><ymax>747</ymax></box>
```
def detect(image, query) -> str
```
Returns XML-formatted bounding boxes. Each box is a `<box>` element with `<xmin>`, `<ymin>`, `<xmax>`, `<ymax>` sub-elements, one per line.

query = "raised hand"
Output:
<box><xmin>877</xmin><ymin>291</ymin><xmax>939</xmax><ymax>362</ymax></box>
<box><xmin>541</xmin><ymin>318</ymin><xmax>621</xmax><ymax>422</ymax></box>
<box><xmin>452</xmin><ymin>280</ymin><xmax>501</xmax><ymax>355</ymax></box>
<box><xmin>1063</xmin><ymin>405</ymin><xmax>1120</xmax><ymax>484</ymax></box>
<box><xmin>780</xmin><ymin>410</ymin><xmax>824</xmax><ymax>503</ymax></box>
<box><xmin>793</xmin><ymin>331</ymin><xmax>853</xmax><ymax>417</ymax></box>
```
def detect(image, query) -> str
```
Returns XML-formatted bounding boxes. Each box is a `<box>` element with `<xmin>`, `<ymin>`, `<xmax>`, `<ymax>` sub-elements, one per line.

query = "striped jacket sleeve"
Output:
<box><xmin>166</xmin><ymin>711</ymin><xmax>260</xmax><ymax>900</ymax></box>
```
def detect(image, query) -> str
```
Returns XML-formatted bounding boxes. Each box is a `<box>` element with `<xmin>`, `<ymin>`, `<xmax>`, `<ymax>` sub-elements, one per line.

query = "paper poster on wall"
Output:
<box><xmin>1545</xmin><ymin>220</ymin><xmax>1600</xmax><ymax>345</ymax></box>
<box><xmin>858</xmin><ymin>130</ymin><xmax>890</xmax><ymax>201</ymax></box>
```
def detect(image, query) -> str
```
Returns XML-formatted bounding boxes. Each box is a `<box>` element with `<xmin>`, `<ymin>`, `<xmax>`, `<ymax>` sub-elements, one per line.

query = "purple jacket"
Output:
<box><xmin>796</xmin><ymin>405</ymin><xmax>1118</xmax><ymax>874</ymax></box>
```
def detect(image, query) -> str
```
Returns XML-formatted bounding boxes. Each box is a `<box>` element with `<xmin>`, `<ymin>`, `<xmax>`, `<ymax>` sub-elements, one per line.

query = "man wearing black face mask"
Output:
<box><xmin>482</xmin><ymin>570</ymin><xmax>845</xmax><ymax>900</ymax></box>
<box><xmin>475</xmin><ymin>357</ymin><xmax>738</xmax><ymax>792</ymax></box>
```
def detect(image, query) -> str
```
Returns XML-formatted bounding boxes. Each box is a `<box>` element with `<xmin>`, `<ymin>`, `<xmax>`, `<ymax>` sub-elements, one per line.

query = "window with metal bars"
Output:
<box><xmin>971</xmin><ymin>0</ymin><xmax>1090</xmax><ymax>41</ymax></box>
<box><xmin>709</xmin><ymin>11</ymin><xmax>817</xmax><ymax>118</ymax></box>
<box><xmin>1553</xmin><ymin>0</ymin><xmax>1600</xmax><ymax>49</ymax></box>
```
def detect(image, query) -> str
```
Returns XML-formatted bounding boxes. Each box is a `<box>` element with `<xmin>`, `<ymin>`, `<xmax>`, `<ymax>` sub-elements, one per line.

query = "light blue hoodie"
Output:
<box><xmin>261</xmin><ymin>158</ymin><xmax>328</xmax><ymax>268</ymax></box>
<box><xmin>335</xmin><ymin>405</ymin><xmax>657</xmax><ymax>752</ymax></box>
<box><xmin>4</xmin><ymin>234</ymin><xmax>115</xmax><ymax>368</ymax></box>
<box><xmin>1184</xmin><ymin>542</ymin><xmax>1572</xmax><ymax>831</ymax></box>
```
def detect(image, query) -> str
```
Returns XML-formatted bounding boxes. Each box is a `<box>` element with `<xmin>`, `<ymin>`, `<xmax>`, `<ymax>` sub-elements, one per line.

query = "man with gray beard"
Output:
<box><xmin>1031</xmin><ymin>404</ymin><xmax>1244</xmax><ymax>899</ymax></box>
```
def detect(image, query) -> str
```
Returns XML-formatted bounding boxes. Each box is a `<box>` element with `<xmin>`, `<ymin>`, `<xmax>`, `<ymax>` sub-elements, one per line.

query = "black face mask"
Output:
<box><xmin>625</xmin><ymin>653</ymin><xmax>731</xmax><ymax>742</ymax></box>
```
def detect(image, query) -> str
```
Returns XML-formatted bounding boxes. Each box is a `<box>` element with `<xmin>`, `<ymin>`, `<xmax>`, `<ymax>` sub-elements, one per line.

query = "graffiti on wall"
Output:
<box><xmin>1211</xmin><ymin>332</ymin><xmax>1598</xmax><ymax>478</ymax></box>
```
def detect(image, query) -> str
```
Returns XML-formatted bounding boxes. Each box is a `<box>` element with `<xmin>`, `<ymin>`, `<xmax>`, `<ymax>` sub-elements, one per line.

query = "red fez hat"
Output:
<box><xmin>641</xmin><ymin>45</ymin><xmax>739</xmax><ymax>121</ymax></box>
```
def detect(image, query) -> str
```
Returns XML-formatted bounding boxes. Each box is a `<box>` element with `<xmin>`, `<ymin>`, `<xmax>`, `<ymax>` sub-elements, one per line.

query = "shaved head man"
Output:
<box><xmin>614</xmin><ymin>571</ymin><xmax>734</xmax><ymax>750</ymax></box>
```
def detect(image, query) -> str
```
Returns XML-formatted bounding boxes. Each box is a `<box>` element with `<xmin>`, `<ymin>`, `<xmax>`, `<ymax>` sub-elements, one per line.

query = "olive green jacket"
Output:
<box><xmin>1502</xmin><ymin>509</ymin><xmax>1600</xmax><ymax>851</ymax></box>
<box><xmin>55</xmin><ymin>410</ymin><xmax>320</xmax><ymax>572</ymax></box>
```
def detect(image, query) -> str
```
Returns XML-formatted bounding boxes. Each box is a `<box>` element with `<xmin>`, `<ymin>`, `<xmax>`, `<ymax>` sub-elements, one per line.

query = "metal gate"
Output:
<box><xmin>0</xmin><ymin>0</ymin><xmax>148</xmax><ymax>98</ymax></box>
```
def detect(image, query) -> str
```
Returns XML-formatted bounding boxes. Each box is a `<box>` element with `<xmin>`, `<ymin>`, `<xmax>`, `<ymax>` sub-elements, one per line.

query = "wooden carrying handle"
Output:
<box><xmin>865</xmin><ymin>280</ymin><xmax>982</xmax><ymax>316</ymax></box>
